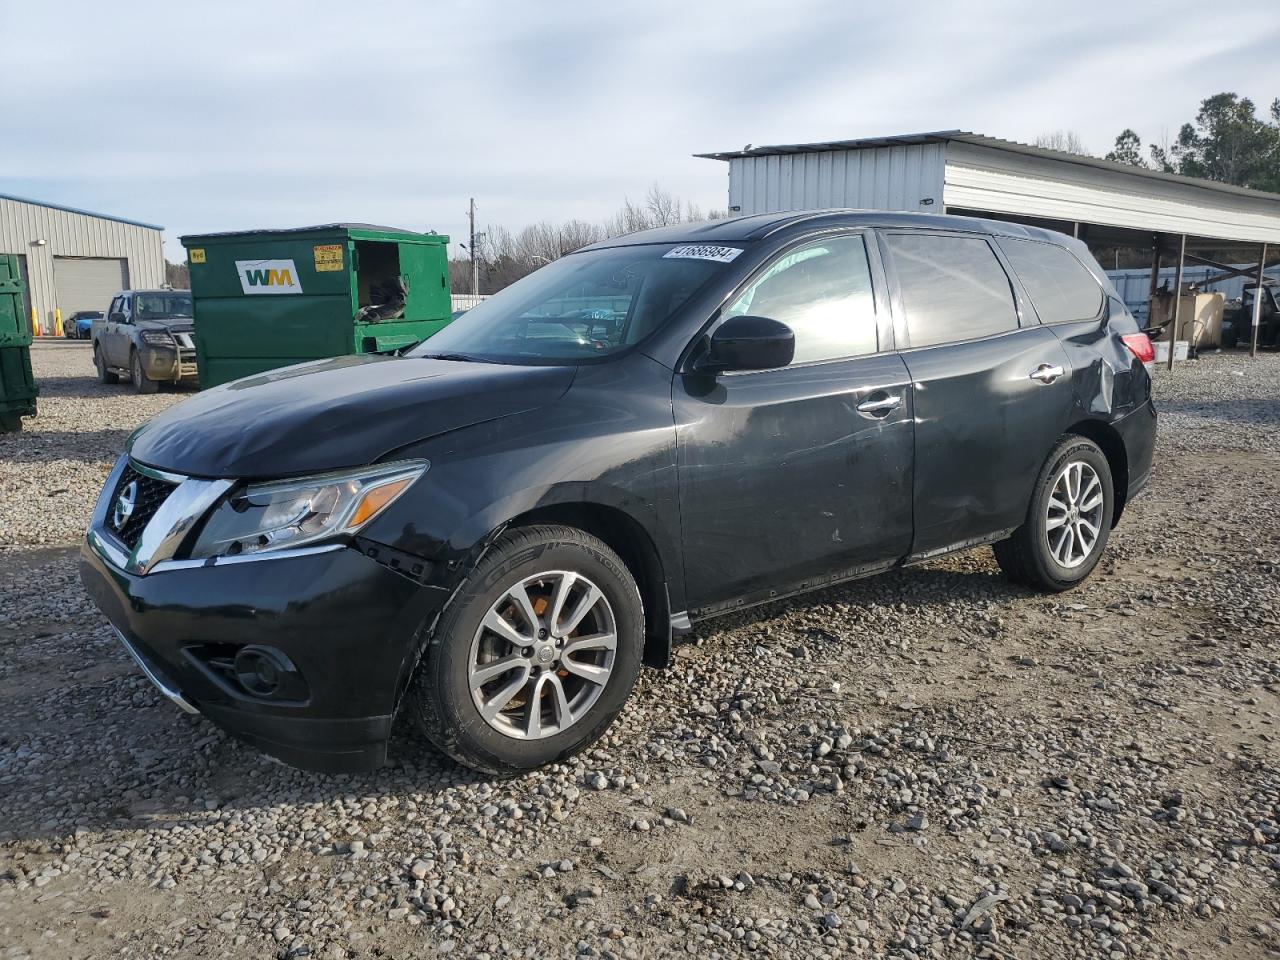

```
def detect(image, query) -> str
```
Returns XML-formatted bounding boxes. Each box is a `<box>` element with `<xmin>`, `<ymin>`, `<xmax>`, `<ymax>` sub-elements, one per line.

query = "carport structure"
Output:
<box><xmin>696</xmin><ymin>131</ymin><xmax>1280</xmax><ymax>366</ymax></box>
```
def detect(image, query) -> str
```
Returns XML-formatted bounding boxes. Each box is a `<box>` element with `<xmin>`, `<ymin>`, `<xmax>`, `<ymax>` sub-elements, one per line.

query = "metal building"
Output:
<box><xmin>0</xmin><ymin>192</ymin><xmax>165</xmax><ymax>335</ymax></box>
<box><xmin>696</xmin><ymin>131</ymin><xmax>1280</xmax><ymax>363</ymax></box>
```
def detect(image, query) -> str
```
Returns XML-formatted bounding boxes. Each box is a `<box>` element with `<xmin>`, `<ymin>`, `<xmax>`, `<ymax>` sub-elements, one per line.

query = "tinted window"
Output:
<box><xmin>885</xmin><ymin>233</ymin><xmax>1018</xmax><ymax>347</ymax></box>
<box><xmin>997</xmin><ymin>238</ymin><xmax>1103</xmax><ymax>323</ymax></box>
<box><xmin>725</xmin><ymin>235</ymin><xmax>877</xmax><ymax>364</ymax></box>
<box><xmin>135</xmin><ymin>293</ymin><xmax>193</xmax><ymax>319</ymax></box>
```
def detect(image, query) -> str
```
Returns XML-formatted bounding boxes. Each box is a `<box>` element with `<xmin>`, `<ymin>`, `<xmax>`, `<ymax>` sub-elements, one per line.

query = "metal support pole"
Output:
<box><xmin>1167</xmin><ymin>234</ymin><xmax>1186</xmax><ymax>371</ymax></box>
<box><xmin>1251</xmin><ymin>242</ymin><xmax>1268</xmax><ymax>358</ymax></box>
<box><xmin>1147</xmin><ymin>239</ymin><xmax>1161</xmax><ymax>330</ymax></box>
<box><xmin>468</xmin><ymin>198</ymin><xmax>479</xmax><ymax>297</ymax></box>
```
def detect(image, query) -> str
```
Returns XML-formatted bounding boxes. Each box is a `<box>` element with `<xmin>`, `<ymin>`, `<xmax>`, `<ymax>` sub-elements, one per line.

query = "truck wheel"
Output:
<box><xmin>131</xmin><ymin>350</ymin><xmax>159</xmax><ymax>394</ymax></box>
<box><xmin>94</xmin><ymin>345</ymin><xmax>119</xmax><ymax>384</ymax></box>
<box><xmin>405</xmin><ymin>524</ymin><xmax>643</xmax><ymax>775</ymax></box>
<box><xmin>993</xmin><ymin>436</ymin><xmax>1114</xmax><ymax>592</ymax></box>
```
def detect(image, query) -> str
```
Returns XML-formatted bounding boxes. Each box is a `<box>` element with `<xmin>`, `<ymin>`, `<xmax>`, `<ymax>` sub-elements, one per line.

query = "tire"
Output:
<box><xmin>94</xmin><ymin>345</ymin><xmax>119</xmax><ymax>384</ymax></box>
<box><xmin>993</xmin><ymin>435</ymin><xmax>1115</xmax><ymax>592</ymax></box>
<box><xmin>131</xmin><ymin>350</ymin><xmax>159</xmax><ymax>394</ymax></box>
<box><xmin>405</xmin><ymin>524</ymin><xmax>644</xmax><ymax>775</ymax></box>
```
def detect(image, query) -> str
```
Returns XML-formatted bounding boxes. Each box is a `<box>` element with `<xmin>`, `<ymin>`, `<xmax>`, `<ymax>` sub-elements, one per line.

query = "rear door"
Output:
<box><xmin>674</xmin><ymin>231</ymin><xmax>915</xmax><ymax>614</ymax></box>
<box><xmin>878</xmin><ymin>230</ymin><xmax>1074</xmax><ymax>560</ymax></box>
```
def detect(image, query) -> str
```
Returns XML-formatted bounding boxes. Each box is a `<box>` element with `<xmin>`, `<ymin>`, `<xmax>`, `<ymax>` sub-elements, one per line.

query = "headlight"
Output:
<box><xmin>189</xmin><ymin>460</ymin><xmax>427</xmax><ymax>559</ymax></box>
<box><xmin>141</xmin><ymin>331</ymin><xmax>175</xmax><ymax>346</ymax></box>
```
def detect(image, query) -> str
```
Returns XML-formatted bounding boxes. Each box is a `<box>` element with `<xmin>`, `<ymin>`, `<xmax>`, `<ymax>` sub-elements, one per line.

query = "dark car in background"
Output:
<box><xmin>65</xmin><ymin>310</ymin><xmax>102</xmax><ymax>339</ymax></box>
<box><xmin>81</xmin><ymin>210</ymin><xmax>1157</xmax><ymax>776</ymax></box>
<box><xmin>91</xmin><ymin>290</ymin><xmax>197</xmax><ymax>393</ymax></box>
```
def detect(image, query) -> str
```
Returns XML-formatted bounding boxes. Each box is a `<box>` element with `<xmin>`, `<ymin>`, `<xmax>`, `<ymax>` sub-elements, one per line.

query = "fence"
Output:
<box><xmin>450</xmin><ymin>294</ymin><xmax>490</xmax><ymax>312</ymax></box>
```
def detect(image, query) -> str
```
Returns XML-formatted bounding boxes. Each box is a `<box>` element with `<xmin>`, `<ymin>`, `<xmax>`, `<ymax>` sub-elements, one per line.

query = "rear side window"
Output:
<box><xmin>996</xmin><ymin>238</ymin><xmax>1104</xmax><ymax>323</ymax></box>
<box><xmin>725</xmin><ymin>234</ymin><xmax>878</xmax><ymax>364</ymax></box>
<box><xmin>884</xmin><ymin>233</ymin><xmax>1018</xmax><ymax>348</ymax></box>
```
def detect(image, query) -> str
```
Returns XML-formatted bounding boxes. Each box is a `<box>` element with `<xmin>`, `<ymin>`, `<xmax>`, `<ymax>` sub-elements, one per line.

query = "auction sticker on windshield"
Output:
<box><xmin>662</xmin><ymin>244</ymin><xmax>743</xmax><ymax>263</ymax></box>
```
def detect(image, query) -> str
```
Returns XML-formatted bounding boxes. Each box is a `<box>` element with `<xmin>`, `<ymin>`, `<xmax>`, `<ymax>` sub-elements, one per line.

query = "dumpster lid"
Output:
<box><xmin>180</xmin><ymin>223</ymin><xmax>448</xmax><ymax>244</ymax></box>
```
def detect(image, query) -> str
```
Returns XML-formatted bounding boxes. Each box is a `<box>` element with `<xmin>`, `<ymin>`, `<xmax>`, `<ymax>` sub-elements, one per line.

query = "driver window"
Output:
<box><xmin>725</xmin><ymin>235</ymin><xmax>877</xmax><ymax>364</ymax></box>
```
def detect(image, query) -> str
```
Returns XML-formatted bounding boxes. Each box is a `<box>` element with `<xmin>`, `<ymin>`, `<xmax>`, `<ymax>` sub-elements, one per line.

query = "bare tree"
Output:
<box><xmin>455</xmin><ymin>186</ymin><xmax>726</xmax><ymax>294</ymax></box>
<box><xmin>1033</xmin><ymin>130</ymin><xmax>1091</xmax><ymax>156</ymax></box>
<box><xmin>644</xmin><ymin>184</ymin><xmax>682</xmax><ymax>227</ymax></box>
<box><xmin>166</xmin><ymin>260</ymin><xmax>190</xmax><ymax>289</ymax></box>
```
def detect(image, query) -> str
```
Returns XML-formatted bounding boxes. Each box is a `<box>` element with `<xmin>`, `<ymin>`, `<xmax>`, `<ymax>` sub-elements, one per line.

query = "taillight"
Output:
<box><xmin>1121</xmin><ymin>333</ymin><xmax>1154</xmax><ymax>365</ymax></box>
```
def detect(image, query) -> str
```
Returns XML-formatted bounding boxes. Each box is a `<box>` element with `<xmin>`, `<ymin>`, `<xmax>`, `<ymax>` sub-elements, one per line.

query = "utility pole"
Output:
<box><xmin>468</xmin><ymin>198</ymin><xmax>479</xmax><ymax>296</ymax></box>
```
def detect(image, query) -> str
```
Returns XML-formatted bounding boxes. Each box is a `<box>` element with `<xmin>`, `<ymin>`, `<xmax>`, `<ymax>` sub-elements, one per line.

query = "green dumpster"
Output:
<box><xmin>181</xmin><ymin>223</ymin><xmax>452</xmax><ymax>388</ymax></box>
<box><xmin>0</xmin><ymin>254</ymin><xmax>36</xmax><ymax>433</ymax></box>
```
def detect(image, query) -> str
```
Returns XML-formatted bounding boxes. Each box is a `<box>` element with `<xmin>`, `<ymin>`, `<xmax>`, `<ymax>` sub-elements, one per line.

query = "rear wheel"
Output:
<box><xmin>405</xmin><ymin>524</ymin><xmax>643</xmax><ymax>775</ymax></box>
<box><xmin>993</xmin><ymin>436</ymin><xmax>1114</xmax><ymax>592</ymax></box>
<box><xmin>131</xmin><ymin>350</ymin><xmax>159</xmax><ymax>394</ymax></box>
<box><xmin>94</xmin><ymin>345</ymin><xmax>119</xmax><ymax>384</ymax></box>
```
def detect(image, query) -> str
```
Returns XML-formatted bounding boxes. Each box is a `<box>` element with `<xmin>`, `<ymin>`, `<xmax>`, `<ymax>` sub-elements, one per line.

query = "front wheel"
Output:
<box><xmin>131</xmin><ymin>350</ymin><xmax>159</xmax><ymax>394</ymax></box>
<box><xmin>94</xmin><ymin>345</ymin><xmax>119</xmax><ymax>384</ymax></box>
<box><xmin>405</xmin><ymin>524</ymin><xmax>644</xmax><ymax>775</ymax></box>
<box><xmin>993</xmin><ymin>436</ymin><xmax>1115</xmax><ymax>592</ymax></box>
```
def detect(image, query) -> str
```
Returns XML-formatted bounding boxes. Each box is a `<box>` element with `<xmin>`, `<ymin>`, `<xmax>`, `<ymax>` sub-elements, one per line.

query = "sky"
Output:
<box><xmin>2</xmin><ymin>0</ymin><xmax>1278</xmax><ymax>262</ymax></box>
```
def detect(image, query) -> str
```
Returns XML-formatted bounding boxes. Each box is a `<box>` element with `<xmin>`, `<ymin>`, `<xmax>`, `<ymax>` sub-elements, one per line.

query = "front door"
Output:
<box><xmin>879</xmin><ymin>230</ymin><xmax>1075</xmax><ymax>558</ymax></box>
<box><xmin>102</xmin><ymin>296</ymin><xmax>121</xmax><ymax>365</ymax></box>
<box><xmin>674</xmin><ymin>232</ymin><xmax>915</xmax><ymax>615</ymax></box>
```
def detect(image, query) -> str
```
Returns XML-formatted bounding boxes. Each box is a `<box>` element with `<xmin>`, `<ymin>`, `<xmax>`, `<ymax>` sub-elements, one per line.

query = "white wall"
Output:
<box><xmin>727</xmin><ymin>143</ymin><xmax>946</xmax><ymax>216</ymax></box>
<box><xmin>943</xmin><ymin>143</ymin><xmax>1280</xmax><ymax>245</ymax></box>
<box><xmin>0</xmin><ymin>196</ymin><xmax>165</xmax><ymax>333</ymax></box>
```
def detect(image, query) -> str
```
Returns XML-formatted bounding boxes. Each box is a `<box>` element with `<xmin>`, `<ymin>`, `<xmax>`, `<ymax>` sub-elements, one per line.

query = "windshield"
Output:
<box><xmin>409</xmin><ymin>243</ymin><xmax>739</xmax><ymax>363</ymax></box>
<box><xmin>135</xmin><ymin>292</ymin><xmax>193</xmax><ymax>320</ymax></box>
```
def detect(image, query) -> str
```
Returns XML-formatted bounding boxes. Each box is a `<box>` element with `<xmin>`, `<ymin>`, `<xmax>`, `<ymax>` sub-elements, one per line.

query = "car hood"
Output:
<box><xmin>138</xmin><ymin>318</ymin><xmax>195</xmax><ymax>334</ymax></box>
<box><xmin>128</xmin><ymin>354</ymin><xmax>577</xmax><ymax>479</ymax></box>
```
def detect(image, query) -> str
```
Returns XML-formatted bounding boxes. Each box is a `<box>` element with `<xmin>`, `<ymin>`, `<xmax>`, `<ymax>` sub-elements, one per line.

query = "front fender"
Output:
<box><xmin>360</xmin><ymin>358</ymin><xmax>684</xmax><ymax>608</ymax></box>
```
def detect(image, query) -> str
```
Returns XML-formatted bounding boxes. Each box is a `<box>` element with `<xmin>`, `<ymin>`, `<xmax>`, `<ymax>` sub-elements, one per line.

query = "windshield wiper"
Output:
<box><xmin>418</xmin><ymin>352</ymin><xmax>495</xmax><ymax>363</ymax></box>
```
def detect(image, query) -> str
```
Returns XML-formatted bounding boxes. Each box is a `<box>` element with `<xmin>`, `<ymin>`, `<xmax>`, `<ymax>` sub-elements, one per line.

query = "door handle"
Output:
<box><xmin>1028</xmin><ymin>363</ymin><xmax>1065</xmax><ymax>384</ymax></box>
<box><xmin>856</xmin><ymin>393</ymin><xmax>902</xmax><ymax>417</ymax></box>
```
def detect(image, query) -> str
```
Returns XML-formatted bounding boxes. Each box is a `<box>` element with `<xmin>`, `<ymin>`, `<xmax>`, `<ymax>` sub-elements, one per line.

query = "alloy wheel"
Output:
<box><xmin>1045</xmin><ymin>460</ymin><xmax>1105</xmax><ymax>568</ymax></box>
<box><xmin>467</xmin><ymin>570</ymin><xmax>617</xmax><ymax>740</ymax></box>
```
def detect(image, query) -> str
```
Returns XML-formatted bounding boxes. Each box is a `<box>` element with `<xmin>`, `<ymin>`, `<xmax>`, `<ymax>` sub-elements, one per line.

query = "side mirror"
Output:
<box><xmin>700</xmin><ymin>315</ymin><xmax>795</xmax><ymax>372</ymax></box>
<box><xmin>110</xmin><ymin>312</ymin><xmax>126</xmax><ymax>323</ymax></box>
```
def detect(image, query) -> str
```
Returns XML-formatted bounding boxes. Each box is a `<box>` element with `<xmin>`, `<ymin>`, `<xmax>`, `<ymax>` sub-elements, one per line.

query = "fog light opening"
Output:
<box><xmin>235</xmin><ymin>646</ymin><xmax>292</xmax><ymax>697</ymax></box>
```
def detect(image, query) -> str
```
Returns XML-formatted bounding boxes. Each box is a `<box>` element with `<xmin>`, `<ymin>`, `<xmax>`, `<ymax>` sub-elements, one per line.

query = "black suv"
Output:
<box><xmin>81</xmin><ymin>211</ymin><xmax>1157</xmax><ymax>775</ymax></box>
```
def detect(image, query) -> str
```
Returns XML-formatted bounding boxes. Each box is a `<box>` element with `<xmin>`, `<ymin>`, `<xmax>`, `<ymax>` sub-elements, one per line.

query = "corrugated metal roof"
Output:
<box><xmin>0</xmin><ymin>191</ymin><xmax>163</xmax><ymax>230</ymax></box>
<box><xmin>695</xmin><ymin>131</ymin><xmax>1280</xmax><ymax>205</ymax></box>
<box><xmin>696</xmin><ymin>130</ymin><xmax>969</xmax><ymax>159</ymax></box>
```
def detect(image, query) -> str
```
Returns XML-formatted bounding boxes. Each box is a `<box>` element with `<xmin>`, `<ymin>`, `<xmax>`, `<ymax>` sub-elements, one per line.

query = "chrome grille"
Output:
<box><xmin>109</xmin><ymin>465</ymin><xmax>177</xmax><ymax>550</ymax></box>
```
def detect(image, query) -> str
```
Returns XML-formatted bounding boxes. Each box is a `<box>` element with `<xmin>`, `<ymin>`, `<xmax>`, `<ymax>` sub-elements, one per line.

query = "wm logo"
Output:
<box><xmin>245</xmin><ymin>268</ymin><xmax>294</xmax><ymax>287</ymax></box>
<box><xmin>235</xmin><ymin>259</ymin><xmax>303</xmax><ymax>295</ymax></box>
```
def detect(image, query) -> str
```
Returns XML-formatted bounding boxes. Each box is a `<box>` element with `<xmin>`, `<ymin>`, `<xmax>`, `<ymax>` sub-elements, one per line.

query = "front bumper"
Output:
<box><xmin>140</xmin><ymin>346</ymin><xmax>198</xmax><ymax>383</ymax></box>
<box><xmin>80</xmin><ymin>535</ymin><xmax>449</xmax><ymax>773</ymax></box>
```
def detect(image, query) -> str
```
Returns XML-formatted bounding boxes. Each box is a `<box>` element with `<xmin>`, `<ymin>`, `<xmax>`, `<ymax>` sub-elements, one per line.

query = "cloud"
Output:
<box><xmin>1</xmin><ymin>0</ymin><xmax>1276</xmax><ymax>260</ymax></box>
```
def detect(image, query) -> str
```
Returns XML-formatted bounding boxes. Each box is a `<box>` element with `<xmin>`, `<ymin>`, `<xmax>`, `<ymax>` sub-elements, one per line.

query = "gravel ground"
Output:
<box><xmin>1</xmin><ymin>341</ymin><xmax>1278</xmax><ymax>960</ymax></box>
